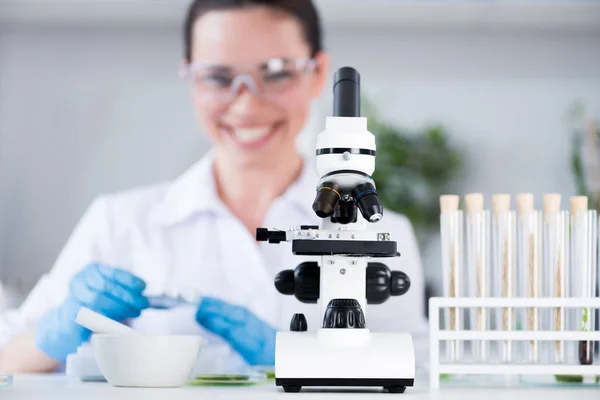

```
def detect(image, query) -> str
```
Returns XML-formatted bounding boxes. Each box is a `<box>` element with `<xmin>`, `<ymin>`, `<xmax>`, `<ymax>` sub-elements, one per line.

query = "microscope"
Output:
<box><xmin>256</xmin><ymin>67</ymin><xmax>415</xmax><ymax>393</ymax></box>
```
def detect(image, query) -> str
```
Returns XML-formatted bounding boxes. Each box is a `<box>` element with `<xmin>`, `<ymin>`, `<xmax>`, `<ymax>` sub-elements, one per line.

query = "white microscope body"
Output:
<box><xmin>256</xmin><ymin>67</ymin><xmax>415</xmax><ymax>393</ymax></box>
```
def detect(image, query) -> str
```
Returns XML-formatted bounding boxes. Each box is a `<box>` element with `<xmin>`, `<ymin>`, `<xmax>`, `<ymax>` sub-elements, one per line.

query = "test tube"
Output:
<box><xmin>440</xmin><ymin>195</ymin><xmax>464</xmax><ymax>362</ymax></box>
<box><xmin>465</xmin><ymin>193</ymin><xmax>491</xmax><ymax>362</ymax></box>
<box><xmin>588</xmin><ymin>210</ymin><xmax>597</xmax><ymax>364</ymax></box>
<box><xmin>516</xmin><ymin>193</ymin><xmax>542</xmax><ymax>363</ymax></box>
<box><xmin>543</xmin><ymin>194</ymin><xmax>569</xmax><ymax>363</ymax></box>
<box><xmin>492</xmin><ymin>194</ymin><xmax>516</xmax><ymax>363</ymax></box>
<box><xmin>570</xmin><ymin>196</ymin><xmax>597</xmax><ymax>365</ymax></box>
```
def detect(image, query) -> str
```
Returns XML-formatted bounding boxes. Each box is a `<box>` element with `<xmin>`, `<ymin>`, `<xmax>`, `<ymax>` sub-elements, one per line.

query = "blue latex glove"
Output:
<box><xmin>35</xmin><ymin>263</ymin><xmax>149</xmax><ymax>361</ymax></box>
<box><xmin>195</xmin><ymin>297</ymin><xmax>276</xmax><ymax>366</ymax></box>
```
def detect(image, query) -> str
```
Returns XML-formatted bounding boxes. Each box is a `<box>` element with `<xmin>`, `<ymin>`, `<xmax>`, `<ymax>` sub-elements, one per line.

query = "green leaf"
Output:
<box><xmin>363</xmin><ymin>95</ymin><xmax>464</xmax><ymax>245</ymax></box>
<box><xmin>580</xmin><ymin>308</ymin><xmax>590</xmax><ymax>331</ymax></box>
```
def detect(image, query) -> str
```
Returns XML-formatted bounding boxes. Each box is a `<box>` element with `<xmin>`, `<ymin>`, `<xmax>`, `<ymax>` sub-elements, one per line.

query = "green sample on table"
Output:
<box><xmin>555</xmin><ymin>375</ymin><xmax>583</xmax><ymax>383</ymax></box>
<box><xmin>554</xmin><ymin>375</ymin><xmax>600</xmax><ymax>384</ymax></box>
<box><xmin>193</xmin><ymin>374</ymin><xmax>250</xmax><ymax>381</ymax></box>
<box><xmin>188</xmin><ymin>380</ymin><xmax>258</xmax><ymax>386</ymax></box>
<box><xmin>188</xmin><ymin>373</ymin><xmax>265</xmax><ymax>386</ymax></box>
<box><xmin>440</xmin><ymin>374</ymin><xmax>452</xmax><ymax>381</ymax></box>
<box><xmin>265</xmin><ymin>371</ymin><xmax>275</xmax><ymax>380</ymax></box>
<box><xmin>251</xmin><ymin>366</ymin><xmax>275</xmax><ymax>380</ymax></box>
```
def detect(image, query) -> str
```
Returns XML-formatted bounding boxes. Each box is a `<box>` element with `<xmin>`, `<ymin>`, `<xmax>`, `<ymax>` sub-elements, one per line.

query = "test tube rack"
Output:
<box><xmin>429</xmin><ymin>296</ymin><xmax>600</xmax><ymax>390</ymax></box>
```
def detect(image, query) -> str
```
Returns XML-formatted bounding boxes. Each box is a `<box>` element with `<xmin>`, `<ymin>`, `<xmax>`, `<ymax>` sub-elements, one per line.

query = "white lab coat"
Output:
<box><xmin>0</xmin><ymin>152</ymin><xmax>429</xmax><ymax>367</ymax></box>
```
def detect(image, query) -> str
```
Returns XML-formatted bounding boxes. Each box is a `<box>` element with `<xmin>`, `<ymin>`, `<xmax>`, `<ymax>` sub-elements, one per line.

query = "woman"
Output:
<box><xmin>0</xmin><ymin>0</ymin><xmax>428</xmax><ymax>372</ymax></box>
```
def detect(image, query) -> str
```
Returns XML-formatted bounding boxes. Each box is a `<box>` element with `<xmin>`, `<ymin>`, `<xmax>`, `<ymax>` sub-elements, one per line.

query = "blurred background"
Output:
<box><xmin>0</xmin><ymin>0</ymin><xmax>599</xmax><ymax>312</ymax></box>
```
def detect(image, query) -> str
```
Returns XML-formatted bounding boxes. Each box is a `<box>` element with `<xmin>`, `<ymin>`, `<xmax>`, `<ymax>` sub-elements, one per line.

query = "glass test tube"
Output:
<box><xmin>543</xmin><ymin>194</ymin><xmax>569</xmax><ymax>363</ymax></box>
<box><xmin>440</xmin><ymin>195</ymin><xmax>464</xmax><ymax>362</ymax></box>
<box><xmin>492</xmin><ymin>195</ymin><xmax>516</xmax><ymax>363</ymax></box>
<box><xmin>465</xmin><ymin>193</ymin><xmax>491</xmax><ymax>363</ymax></box>
<box><xmin>588</xmin><ymin>212</ymin><xmax>597</xmax><ymax>363</ymax></box>
<box><xmin>517</xmin><ymin>194</ymin><xmax>543</xmax><ymax>363</ymax></box>
<box><xmin>570</xmin><ymin>196</ymin><xmax>597</xmax><ymax>365</ymax></box>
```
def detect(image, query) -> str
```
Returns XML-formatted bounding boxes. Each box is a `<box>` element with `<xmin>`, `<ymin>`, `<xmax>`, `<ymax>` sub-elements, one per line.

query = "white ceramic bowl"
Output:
<box><xmin>91</xmin><ymin>334</ymin><xmax>202</xmax><ymax>387</ymax></box>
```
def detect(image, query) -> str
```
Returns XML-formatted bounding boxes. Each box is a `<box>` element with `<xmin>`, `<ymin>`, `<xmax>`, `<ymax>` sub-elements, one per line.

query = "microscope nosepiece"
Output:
<box><xmin>330</xmin><ymin>200</ymin><xmax>358</xmax><ymax>224</ymax></box>
<box><xmin>369</xmin><ymin>213</ymin><xmax>383</xmax><ymax>223</ymax></box>
<box><xmin>312</xmin><ymin>182</ymin><xmax>342</xmax><ymax>218</ymax></box>
<box><xmin>352</xmin><ymin>183</ymin><xmax>383</xmax><ymax>223</ymax></box>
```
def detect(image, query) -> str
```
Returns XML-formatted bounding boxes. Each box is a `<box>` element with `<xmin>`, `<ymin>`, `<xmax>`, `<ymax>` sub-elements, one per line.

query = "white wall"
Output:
<box><xmin>1</xmin><ymin>15</ymin><xmax>599</xmax><ymax>299</ymax></box>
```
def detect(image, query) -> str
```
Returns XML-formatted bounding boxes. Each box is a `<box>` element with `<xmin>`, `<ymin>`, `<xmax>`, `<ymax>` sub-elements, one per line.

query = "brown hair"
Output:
<box><xmin>183</xmin><ymin>0</ymin><xmax>323</xmax><ymax>61</ymax></box>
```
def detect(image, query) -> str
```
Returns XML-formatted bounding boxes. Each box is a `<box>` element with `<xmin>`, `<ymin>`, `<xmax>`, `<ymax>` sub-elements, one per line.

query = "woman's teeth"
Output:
<box><xmin>232</xmin><ymin>127</ymin><xmax>272</xmax><ymax>142</ymax></box>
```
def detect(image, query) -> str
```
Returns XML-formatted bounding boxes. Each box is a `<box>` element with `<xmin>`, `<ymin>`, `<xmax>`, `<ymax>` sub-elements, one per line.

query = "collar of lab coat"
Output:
<box><xmin>149</xmin><ymin>150</ymin><xmax>319</xmax><ymax>226</ymax></box>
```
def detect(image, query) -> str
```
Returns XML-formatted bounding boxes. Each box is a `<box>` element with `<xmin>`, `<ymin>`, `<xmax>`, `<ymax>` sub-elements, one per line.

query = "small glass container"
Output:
<box><xmin>0</xmin><ymin>373</ymin><xmax>13</xmax><ymax>388</ymax></box>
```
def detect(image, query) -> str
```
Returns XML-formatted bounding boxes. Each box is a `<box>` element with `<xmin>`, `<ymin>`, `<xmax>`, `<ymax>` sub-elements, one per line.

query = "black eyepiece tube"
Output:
<box><xmin>333</xmin><ymin>67</ymin><xmax>360</xmax><ymax>117</ymax></box>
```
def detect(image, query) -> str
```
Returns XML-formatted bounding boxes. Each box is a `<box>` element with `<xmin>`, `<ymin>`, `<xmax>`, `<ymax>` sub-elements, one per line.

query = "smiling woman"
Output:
<box><xmin>0</xmin><ymin>0</ymin><xmax>429</xmax><ymax>374</ymax></box>
<box><xmin>181</xmin><ymin>1</ymin><xmax>329</xmax><ymax>233</ymax></box>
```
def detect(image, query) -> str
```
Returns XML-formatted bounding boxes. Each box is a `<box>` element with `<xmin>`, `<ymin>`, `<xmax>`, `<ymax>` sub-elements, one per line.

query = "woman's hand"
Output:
<box><xmin>35</xmin><ymin>263</ymin><xmax>149</xmax><ymax>361</ymax></box>
<box><xmin>195</xmin><ymin>297</ymin><xmax>276</xmax><ymax>366</ymax></box>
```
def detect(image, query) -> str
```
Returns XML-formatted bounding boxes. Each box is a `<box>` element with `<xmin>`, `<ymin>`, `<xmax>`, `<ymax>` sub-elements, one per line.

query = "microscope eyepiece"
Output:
<box><xmin>312</xmin><ymin>182</ymin><xmax>342</xmax><ymax>218</ymax></box>
<box><xmin>352</xmin><ymin>183</ymin><xmax>383</xmax><ymax>223</ymax></box>
<box><xmin>333</xmin><ymin>67</ymin><xmax>360</xmax><ymax>118</ymax></box>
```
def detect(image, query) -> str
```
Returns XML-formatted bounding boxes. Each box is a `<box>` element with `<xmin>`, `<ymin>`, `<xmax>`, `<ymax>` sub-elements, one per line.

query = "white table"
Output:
<box><xmin>0</xmin><ymin>373</ymin><xmax>599</xmax><ymax>399</ymax></box>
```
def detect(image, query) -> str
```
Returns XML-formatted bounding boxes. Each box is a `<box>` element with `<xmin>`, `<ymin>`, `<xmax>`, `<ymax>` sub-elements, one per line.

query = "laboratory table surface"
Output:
<box><xmin>1</xmin><ymin>374</ymin><xmax>599</xmax><ymax>399</ymax></box>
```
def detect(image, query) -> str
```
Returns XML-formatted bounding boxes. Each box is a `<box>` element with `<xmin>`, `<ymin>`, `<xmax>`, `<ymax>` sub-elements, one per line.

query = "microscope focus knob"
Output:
<box><xmin>366</xmin><ymin>263</ymin><xmax>411</xmax><ymax>304</ymax></box>
<box><xmin>366</xmin><ymin>262</ymin><xmax>390</xmax><ymax>304</ymax></box>
<box><xmin>322</xmin><ymin>299</ymin><xmax>366</xmax><ymax>329</ymax></box>
<box><xmin>290</xmin><ymin>313</ymin><xmax>308</xmax><ymax>332</ymax></box>
<box><xmin>274</xmin><ymin>262</ymin><xmax>320</xmax><ymax>303</ymax></box>
<box><xmin>391</xmin><ymin>271</ymin><xmax>411</xmax><ymax>296</ymax></box>
<box><xmin>274</xmin><ymin>270</ymin><xmax>295</xmax><ymax>295</ymax></box>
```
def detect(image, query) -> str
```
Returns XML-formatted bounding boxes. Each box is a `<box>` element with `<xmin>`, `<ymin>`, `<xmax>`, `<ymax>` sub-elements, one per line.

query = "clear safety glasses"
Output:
<box><xmin>179</xmin><ymin>57</ymin><xmax>318</xmax><ymax>103</ymax></box>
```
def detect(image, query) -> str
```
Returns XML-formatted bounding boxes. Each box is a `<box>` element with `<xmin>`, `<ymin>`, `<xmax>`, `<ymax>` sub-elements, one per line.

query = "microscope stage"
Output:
<box><xmin>292</xmin><ymin>239</ymin><xmax>398</xmax><ymax>257</ymax></box>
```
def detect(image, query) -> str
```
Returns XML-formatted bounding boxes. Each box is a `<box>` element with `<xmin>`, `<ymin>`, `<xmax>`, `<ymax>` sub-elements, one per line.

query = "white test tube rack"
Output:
<box><xmin>429</xmin><ymin>297</ymin><xmax>600</xmax><ymax>390</ymax></box>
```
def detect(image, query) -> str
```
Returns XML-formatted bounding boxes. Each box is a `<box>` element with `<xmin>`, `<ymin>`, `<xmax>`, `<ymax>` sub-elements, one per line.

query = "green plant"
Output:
<box><xmin>570</xmin><ymin>101</ymin><xmax>600</xmax><ymax>212</ymax></box>
<box><xmin>362</xmin><ymin>98</ymin><xmax>463</xmax><ymax>245</ymax></box>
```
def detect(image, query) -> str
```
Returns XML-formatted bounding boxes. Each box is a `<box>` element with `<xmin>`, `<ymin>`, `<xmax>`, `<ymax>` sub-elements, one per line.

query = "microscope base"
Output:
<box><xmin>275</xmin><ymin>330</ymin><xmax>415</xmax><ymax>393</ymax></box>
<box><xmin>276</xmin><ymin>378</ymin><xmax>412</xmax><ymax>393</ymax></box>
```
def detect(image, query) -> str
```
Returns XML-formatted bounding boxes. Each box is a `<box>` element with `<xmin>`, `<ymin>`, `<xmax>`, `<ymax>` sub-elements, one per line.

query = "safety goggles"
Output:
<box><xmin>179</xmin><ymin>57</ymin><xmax>318</xmax><ymax>103</ymax></box>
